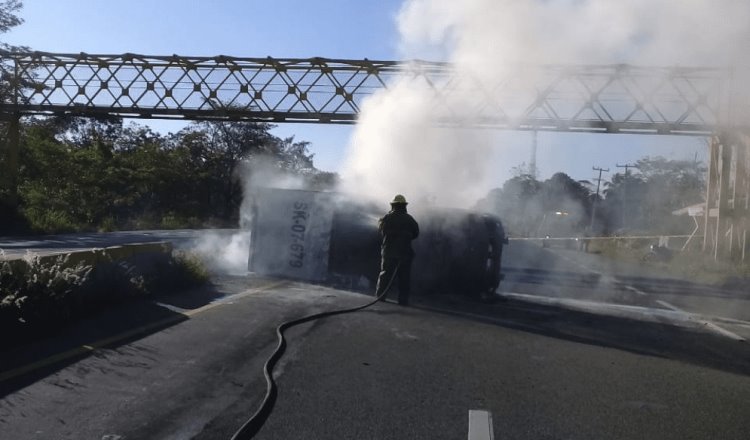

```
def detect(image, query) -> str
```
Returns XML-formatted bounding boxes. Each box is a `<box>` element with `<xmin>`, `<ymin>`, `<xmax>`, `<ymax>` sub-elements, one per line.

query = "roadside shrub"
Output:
<box><xmin>98</xmin><ymin>216</ymin><xmax>117</xmax><ymax>232</ymax></box>
<box><xmin>0</xmin><ymin>254</ymin><xmax>92</xmax><ymax>336</ymax></box>
<box><xmin>97</xmin><ymin>250</ymin><xmax>209</xmax><ymax>295</ymax></box>
<box><xmin>22</xmin><ymin>208</ymin><xmax>80</xmax><ymax>234</ymax></box>
<box><xmin>0</xmin><ymin>250</ymin><xmax>209</xmax><ymax>349</ymax></box>
<box><xmin>168</xmin><ymin>251</ymin><xmax>210</xmax><ymax>288</ymax></box>
<box><xmin>160</xmin><ymin>214</ymin><xmax>201</xmax><ymax>230</ymax></box>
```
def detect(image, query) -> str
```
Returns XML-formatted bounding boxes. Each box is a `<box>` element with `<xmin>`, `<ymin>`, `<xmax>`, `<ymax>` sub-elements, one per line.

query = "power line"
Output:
<box><xmin>616</xmin><ymin>163</ymin><xmax>638</xmax><ymax>175</ymax></box>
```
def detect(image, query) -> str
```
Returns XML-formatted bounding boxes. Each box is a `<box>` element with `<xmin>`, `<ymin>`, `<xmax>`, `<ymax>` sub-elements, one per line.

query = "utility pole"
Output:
<box><xmin>616</xmin><ymin>163</ymin><xmax>638</xmax><ymax>229</ymax></box>
<box><xmin>590</xmin><ymin>166</ymin><xmax>609</xmax><ymax>230</ymax></box>
<box><xmin>529</xmin><ymin>130</ymin><xmax>538</xmax><ymax>178</ymax></box>
<box><xmin>616</xmin><ymin>163</ymin><xmax>638</xmax><ymax>175</ymax></box>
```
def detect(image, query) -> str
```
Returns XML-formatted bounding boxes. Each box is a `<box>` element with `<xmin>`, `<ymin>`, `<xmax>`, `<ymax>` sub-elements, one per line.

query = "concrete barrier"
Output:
<box><xmin>0</xmin><ymin>241</ymin><xmax>187</xmax><ymax>352</ymax></box>
<box><xmin>1</xmin><ymin>241</ymin><xmax>174</xmax><ymax>273</ymax></box>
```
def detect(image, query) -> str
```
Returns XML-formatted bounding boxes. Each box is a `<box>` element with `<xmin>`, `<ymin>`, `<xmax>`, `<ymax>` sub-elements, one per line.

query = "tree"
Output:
<box><xmin>477</xmin><ymin>171</ymin><xmax>595</xmax><ymax>237</ymax></box>
<box><xmin>534</xmin><ymin>172</ymin><xmax>593</xmax><ymax>236</ymax></box>
<box><xmin>601</xmin><ymin>171</ymin><xmax>646</xmax><ymax>232</ymax></box>
<box><xmin>275</xmin><ymin>136</ymin><xmax>315</xmax><ymax>172</ymax></box>
<box><xmin>475</xmin><ymin>173</ymin><xmax>543</xmax><ymax>236</ymax></box>
<box><xmin>0</xmin><ymin>0</ymin><xmax>26</xmax><ymax>226</ymax></box>
<box><xmin>600</xmin><ymin>156</ymin><xmax>706</xmax><ymax>233</ymax></box>
<box><xmin>0</xmin><ymin>55</ymin><xmax>335</xmax><ymax>233</ymax></box>
<box><xmin>174</xmin><ymin>120</ymin><xmax>278</xmax><ymax>221</ymax></box>
<box><xmin>46</xmin><ymin>115</ymin><xmax>125</xmax><ymax>150</ymax></box>
<box><xmin>0</xmin><ymin>1</ymin><xmax>23</xmax><ymax>48</ymax></box>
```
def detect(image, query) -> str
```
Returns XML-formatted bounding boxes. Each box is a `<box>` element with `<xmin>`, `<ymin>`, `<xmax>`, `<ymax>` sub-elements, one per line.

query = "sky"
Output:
<box><xmin>4</xmin><ymin>0</ymin><xmax>710</xmax><ymax>188</ymax></box>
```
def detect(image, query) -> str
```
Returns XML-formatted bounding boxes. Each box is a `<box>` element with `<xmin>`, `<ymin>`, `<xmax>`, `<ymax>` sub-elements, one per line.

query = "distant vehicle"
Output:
<box><xmin>248</xmin><ymin>188</ymin><xmax>508</xmax><ymax>301</ymax></box>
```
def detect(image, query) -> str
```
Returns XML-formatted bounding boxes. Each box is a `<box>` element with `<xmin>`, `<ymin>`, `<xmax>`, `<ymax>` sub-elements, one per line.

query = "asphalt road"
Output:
<box><xmin>1</xmin><ymin>231</ymin><xmax>750</xmax><ymax>438</ymax></box>
<box><xmin>501</xmin><ymin>241</ymin><xmax>750</xmax><ymax>340</ymax></box>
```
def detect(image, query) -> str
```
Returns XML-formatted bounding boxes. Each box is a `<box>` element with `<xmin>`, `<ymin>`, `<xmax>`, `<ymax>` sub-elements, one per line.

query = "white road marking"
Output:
<box><xmin>495</xmin><ymin>292</ymin><xmax>746</xmax><ymax>342</ymax></box>
<box><xmin>701</xmin><ymin>321</ymin><xmax>746</xmax><ymax>341</ymax></box>
<box><xmin>154</xmin><ymin>302</ymin><xmax>188</xmax><ymax>313</ymax></box>
<box><xmin>656</xmin><ymin>300</ymin><xmax>683</xmax><ymax>312</ymax></box>
<box><xmin>712</xmin><ymin>316</ymin><xmax>750</xmax><ymax>328</ymax></box>
<box><xmin>653</xmin><ymin>300</ymin><xmax>744</xmax><ymax>341</ymax></box>
<box><xmin>625</xmin><ymin>285</ymin><xmax>647</xmax><ymax>296</ymax></box>
<box><xmin>537</xmin><ymin>247</ymin><xmax>745</xmax><ymax>342</ymax></box>
<box><xmin>468</xmin><ymin>410</ymin><xmax>494</xmax><ymax>440</ymax></box>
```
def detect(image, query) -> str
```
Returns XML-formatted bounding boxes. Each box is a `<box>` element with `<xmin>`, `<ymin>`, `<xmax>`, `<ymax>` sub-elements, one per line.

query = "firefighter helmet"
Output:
<box><xmin>391</xmin><ymin>194</ymin><xmax>408</xmax><ymax>205</ymax></box>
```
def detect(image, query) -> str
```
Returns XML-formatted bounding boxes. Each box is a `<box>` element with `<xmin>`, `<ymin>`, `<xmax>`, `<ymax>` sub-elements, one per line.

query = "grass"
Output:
<box><xmin>145</xmin><ymin>250</ymin><xmax>211</xmax><ymax>292</ymax></box>
<box><xmin>0</xmin><ymin>250</ymin><xmax>210</xmax><ymax>349</ymax></box>
<box><xmin>0</xmin><ymin>254</ymin><xmax>92</xmax><ymax>330</ymax></box>
<box><xmin>8</xmin><ymin>203</ymin><xmax>210</xmax><ymax>235</ymax></box>
<box><xmin>589</xmin><ymin>239</ymin><xmax>750</xmax><ymax>288</ymax></box>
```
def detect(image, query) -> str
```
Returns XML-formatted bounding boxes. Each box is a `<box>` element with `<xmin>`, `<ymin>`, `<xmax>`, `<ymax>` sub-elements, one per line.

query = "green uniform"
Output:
<box><xmin>375</xmin><ymin>205</ymin><xmax>419</xmax><ymax>304</ymax></box>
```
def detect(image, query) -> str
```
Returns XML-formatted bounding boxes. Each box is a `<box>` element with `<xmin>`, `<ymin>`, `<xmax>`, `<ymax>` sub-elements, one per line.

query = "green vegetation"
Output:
<box><xmin>477</xmin><ymin>156</ymin><xmax>705</xmax><ymax>238</ymax></box>
<box><xmin>587</xmin><ymin>239</ymin><xmax>750</xmax><ymax>288</ymax></box>
<box><xmin>477</xmin><ymin>158</ymin><xmax>750</xmax><ymax>285</ymax></box>
<box><xmin>1</xmin><ymin>116</ymin><xmax>337</xmax><ymax>234</ymax></box>
<box><xmin>0</xmin><ymin>254</ymin><xmax>92</xmax><ymax>331</ymax></box>
<box><xmin>0</xmin><ymin>3</ymin><xmax>336</xmax><ymax>233</ymax></box>
<box><xmin>148</xmin><ymin>250</ymin><xmax>211</xmax><ymax>292</ymax></box>
<box><xmin>0</xmin><ymin>250</ymin><xmax>210</xmax><ymax>348</ymax></box>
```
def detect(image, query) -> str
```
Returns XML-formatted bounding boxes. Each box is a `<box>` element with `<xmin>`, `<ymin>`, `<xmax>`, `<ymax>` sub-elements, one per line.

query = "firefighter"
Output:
<box><xmin>375</xmin><ymin>194</ymin><xmax>420</xmax><ymax>305</ymax></box>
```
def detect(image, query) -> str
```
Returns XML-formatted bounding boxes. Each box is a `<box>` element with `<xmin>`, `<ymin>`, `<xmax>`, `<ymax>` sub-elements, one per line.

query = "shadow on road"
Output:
<box><xmin>391</xmin><ymin>293</ymin><xmax>750</xmax><ymax>378</ymax></box>
<box><xmin>0</xmin><ymin>280</ymin><xmax>232</xmax><ymax>398</ymax></box>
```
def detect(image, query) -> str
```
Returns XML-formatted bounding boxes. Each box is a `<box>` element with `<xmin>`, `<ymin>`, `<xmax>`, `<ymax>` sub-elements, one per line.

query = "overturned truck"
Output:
<box><xmin>248</xmin><ymin>188</ymin><xmax>507</xmax><ymax>300</ymax></box>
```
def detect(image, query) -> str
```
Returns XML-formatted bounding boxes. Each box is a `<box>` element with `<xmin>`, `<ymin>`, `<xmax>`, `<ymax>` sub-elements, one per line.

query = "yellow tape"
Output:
<box><xmin>509</xmin><ymin>234</ymin><xmax>698</xmax><ymax>241</ymax></box>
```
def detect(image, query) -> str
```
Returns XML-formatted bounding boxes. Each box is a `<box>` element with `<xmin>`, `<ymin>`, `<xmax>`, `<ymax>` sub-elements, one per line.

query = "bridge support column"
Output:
<box><xmin>1</xmin><ymin>113</ymin><xmax>20</xmax><ymax>207</ymax></box>
<box><xmin>704</xmin><ymin>133</ymin><xmax>750</xmax><ymax>260</ymax></box>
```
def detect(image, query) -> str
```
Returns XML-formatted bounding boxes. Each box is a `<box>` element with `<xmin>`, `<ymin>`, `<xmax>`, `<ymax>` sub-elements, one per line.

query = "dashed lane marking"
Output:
<box><xmin>0</xmin><ymin>280</ymin><xmax>288</xmax><ymax>384</ymax></box>
<box><xmin>468</xmin><ymin>410</ymin><xmax>494</xmax><ymax>440</ymax></box>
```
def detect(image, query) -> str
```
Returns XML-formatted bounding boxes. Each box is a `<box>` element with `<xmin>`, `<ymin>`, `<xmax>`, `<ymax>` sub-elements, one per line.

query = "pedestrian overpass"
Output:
<box><xmin>0</xmin><ymin>51</ymin><xmax>747</xmax><ymax>259</ymax></box>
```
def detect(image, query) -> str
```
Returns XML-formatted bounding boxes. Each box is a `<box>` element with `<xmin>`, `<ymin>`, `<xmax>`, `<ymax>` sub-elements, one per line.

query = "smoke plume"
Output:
<box><xmin>193</xmin><ymin>156</ymin><xmax>311</xmax><ymax>274</ymax></box>
<box><xmin>340</xmin><ymin>0</ymin><xmax>750</xmax><ymax>208</ymax></box>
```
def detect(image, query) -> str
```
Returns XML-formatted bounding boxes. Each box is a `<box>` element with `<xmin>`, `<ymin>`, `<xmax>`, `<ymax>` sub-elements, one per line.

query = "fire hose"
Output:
<box><xmin>230</xmin><ymin>262</ymin><xmax>401</xmax><ymax>440</ymax></box>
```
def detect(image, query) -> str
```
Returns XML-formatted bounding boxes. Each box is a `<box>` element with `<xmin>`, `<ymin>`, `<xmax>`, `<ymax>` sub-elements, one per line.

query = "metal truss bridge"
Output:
<box><xmin>1</xmin><ymin>51</ymin><xmax>749</xmax><ymax>260</ymax></box>
<box><xmin>0</xmin><ymin>51</ymin><xmax>746</xmax><ymax>135</ymax></box>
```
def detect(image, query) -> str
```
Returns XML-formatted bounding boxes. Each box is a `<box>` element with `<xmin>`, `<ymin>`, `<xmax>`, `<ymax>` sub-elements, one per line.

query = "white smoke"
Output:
<box><xmin>397</xmin><ymin>0</ymin><xmax>750</xmax><ymax>68</ymax></box>
<box><xmin>193</xmin><ymin>156</ymin><xmax>311</xmax><ymax>275</ymax></box>
<box><xmin>193</xmin><ymin>230</ymin><xmax>251</xmax><ymax>275</ymax></box>
<box><xmin>342</xmin><ymin>80</ymin><xmax>501</xmax><ymax>208</ymax></box>
<box><xmin>340</xmin><ymin>0</ymin><xmax>750</xmax><ymax>208</ymax></box>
